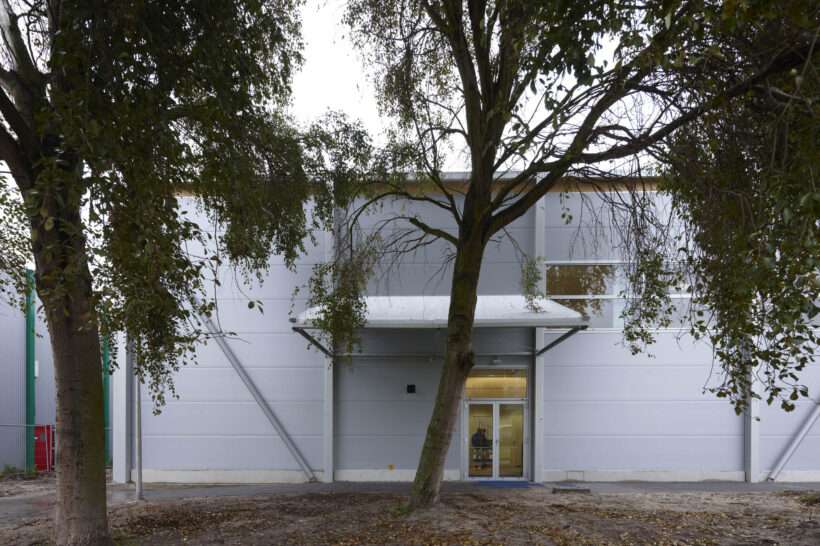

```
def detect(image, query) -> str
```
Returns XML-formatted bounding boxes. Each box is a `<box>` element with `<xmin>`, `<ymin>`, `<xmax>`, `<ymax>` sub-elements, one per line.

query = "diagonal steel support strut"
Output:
<box><xmin>534</xmin><ymin>326</ymin><xmax>587</xmax><ymax>357</ymax></box>
<box><xmin>767</xmin><ymin>398</ymin><xmax>820</xmax><ymax>482</ymax></box>
<box><xmin>199</xmin><ymin>312</ymin><xmax>317</xmax><ymax>482</ymax></box>
<box><xmin>292</xmin><ymin>327</ymin><xmax>334</xmax><ymax>358</ymax></box>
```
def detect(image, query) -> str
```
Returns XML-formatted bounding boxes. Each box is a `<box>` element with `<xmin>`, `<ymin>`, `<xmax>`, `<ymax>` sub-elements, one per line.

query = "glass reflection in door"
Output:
<box><xmin>499</xmin><ymin>404</ymin><xmax>524</xmax><ymax>478</ymax></box>
<box><xmin>468</xmin><ymin>404</ymin><xmax>493</xmax><ymax>477</ymax></box>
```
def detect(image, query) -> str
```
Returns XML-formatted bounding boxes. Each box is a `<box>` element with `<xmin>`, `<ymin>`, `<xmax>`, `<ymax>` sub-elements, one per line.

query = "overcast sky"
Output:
<box><xmin>287</xmin><ymin>1</ymin><xmax>480</xmax><ymax>171</ymax></box>
<box><xmin>286</xmin><ymin>2</ymin><xmax>631</xmax><ymax>175</ymax></box>
<box><xmin>288</xmin><ymin>1</ymin><xmax>384</xmax><ymax>136</ymax></box>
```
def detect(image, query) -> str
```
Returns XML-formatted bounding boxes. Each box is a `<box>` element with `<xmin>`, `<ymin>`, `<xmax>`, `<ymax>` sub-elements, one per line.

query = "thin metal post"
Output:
<box><xmin>113</xmin><ymin>335</ymin><xmax>134</xmax><ymax>483</ymax></box>
<box><xmin>322</xmin><ymin>358</ymin><xmax>334</xmax><ymax>483</ymax></box>
<box><xmin>134</xmin><ymin>374</ymin><xmax>143</xmax><ymax>500</ymax></box>
<box><xmin>102</xmin><ymin>336</ymin><xmax>111</xmax><ymax>466</ymax></box>
<box><xmin>533</xmin><ymin>327</ymin><xmax>546</xmax><ymax>483</ymax></box>
<box><xmin>25</xmin><ymin>269</ymin><xmax>36</xmax><ymax>471</ymax></box>
<box><xmin>51</xmin><ymin>424</ymin><xmax>55</xmax><ymax>472</ymax></box>
<box><xmin>532</xmin><ymin>194</ymin><xmax>546</xmax><ymax>483</ymax></box>
<box><xmin>322</xmin><ymin>213</ymin><xmax>340</xmax><ymax>483</ymax></box>
<box><xmin>53</xmin><ymin>423</ymin><xmax>58</xmax><ymax>469</ymax></box>
<box><xmin>743</xmin><ymin>356</ymin><xmax>760</xmax><ymax>483</ymax></box>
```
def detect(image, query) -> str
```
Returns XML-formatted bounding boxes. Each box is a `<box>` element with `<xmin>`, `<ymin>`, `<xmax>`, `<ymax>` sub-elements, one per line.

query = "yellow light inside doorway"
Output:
<box><xmin>465</xmin><ymin>369</ymin><xmax>527</xmax><ymax>399</ymax></box>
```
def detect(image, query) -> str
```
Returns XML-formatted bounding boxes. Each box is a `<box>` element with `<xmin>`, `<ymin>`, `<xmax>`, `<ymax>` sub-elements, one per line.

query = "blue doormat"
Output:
<box><xmin>475</xmin><ymin>481</ymin><xmax>538</xmax><ymax>488</ymax></box>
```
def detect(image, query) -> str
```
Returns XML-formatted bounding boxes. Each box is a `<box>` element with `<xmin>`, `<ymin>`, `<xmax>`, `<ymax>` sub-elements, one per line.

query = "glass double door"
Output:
<box><xmin>467</xmin><ymin>402</ymin><xmax>526</xmax><ymax>479</ymax></box>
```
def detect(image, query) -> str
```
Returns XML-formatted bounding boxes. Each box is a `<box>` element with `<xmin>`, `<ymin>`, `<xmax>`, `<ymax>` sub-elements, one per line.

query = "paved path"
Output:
<box><xmin>1</xmin><ymin>480</ymin><xmax>817</xmax><ymax>525</ymax></box>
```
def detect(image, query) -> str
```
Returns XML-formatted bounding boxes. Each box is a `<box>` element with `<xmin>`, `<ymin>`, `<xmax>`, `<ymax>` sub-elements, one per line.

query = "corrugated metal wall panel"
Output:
<box><xmin>541</xmin><ymin>330</ymin><xmax>744</xmax><ymax>475</ymax></box>
<box><xmin>142</xmin><ymin>436</ymin><xmax>323</xmax><ymax>471</ymax></box>
<box><xmin>34</xmin><ymin>306</ymin><xmax>56</xmax><ymax>425</ymax></box>
<box><xmin>759</xmin><ymin>363</ymin><xmax>820</xmax><ymax>473</ymax></box>
<box><xmin>335</xmin><ymin>345</ymin><xmax>462</xmax><ymax>471</ymax></box>
<box><xmin>137</xmin><ymin>198</ymin><xmax>327</xmax><ymax>474</ymax></box>
<box><xmin>0</xmin><ymin>298</ymin><xmax>25</xmax><ymax>469</ymax></box>
<box><xmin>132</xmin><ymin>192</ymin><xmax>817</xmax><ymax>482</ymax></box>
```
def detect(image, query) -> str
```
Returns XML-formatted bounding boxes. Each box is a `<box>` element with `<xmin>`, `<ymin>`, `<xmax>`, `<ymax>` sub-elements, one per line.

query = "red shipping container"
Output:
<box><xmin>34</xmin><ymin>424</ymin><xmax>55</xmax><ymax>472</ymax></box>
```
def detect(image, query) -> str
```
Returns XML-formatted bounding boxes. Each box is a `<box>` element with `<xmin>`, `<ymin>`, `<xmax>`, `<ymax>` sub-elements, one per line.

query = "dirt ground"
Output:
<box><xmin>2</xmin><ymin>486</ymin><xmax>819</xmax><ymax>546</ymax></box>
<box><xmin>0</xmin><ymin>471</ymin><xmax>55</xmax><ymax>498</ymax></box>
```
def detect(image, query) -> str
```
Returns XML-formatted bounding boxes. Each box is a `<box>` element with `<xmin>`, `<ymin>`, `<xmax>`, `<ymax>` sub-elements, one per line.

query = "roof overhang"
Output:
<box><xmin>292</xmin><ymin>294</ymin><xmax>587</xmax><ymax>330</ymax></box>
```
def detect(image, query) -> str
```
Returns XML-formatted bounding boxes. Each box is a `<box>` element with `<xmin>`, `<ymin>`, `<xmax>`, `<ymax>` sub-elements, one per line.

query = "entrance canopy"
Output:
<box><xmin>293</xmin><ymin>295</ymin><xmax>587</xmax><ymax>330</ymax></box>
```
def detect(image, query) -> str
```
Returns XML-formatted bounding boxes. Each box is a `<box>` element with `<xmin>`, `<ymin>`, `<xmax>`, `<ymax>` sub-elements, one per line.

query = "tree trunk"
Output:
<box><xmin>48</xmin><ymin>301</ymin><xmax>112</xmax><ymax>546</ymax></box>
<box><xmin>31</xmin><ymin>204</ymin><xmax>112</xmax><ymax>545</ymax></box>
<box><xmin>409</xmin><ymin>234</ymin><xmax>485</xmax><ymax>509</ymax></box>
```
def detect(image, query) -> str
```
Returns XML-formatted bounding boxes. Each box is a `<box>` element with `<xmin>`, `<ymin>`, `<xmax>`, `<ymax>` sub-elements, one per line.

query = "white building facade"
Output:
<box><xmin>111</xmin><ymin>183</ymin><xmax>820</xmax><ymax>484</ymax></box>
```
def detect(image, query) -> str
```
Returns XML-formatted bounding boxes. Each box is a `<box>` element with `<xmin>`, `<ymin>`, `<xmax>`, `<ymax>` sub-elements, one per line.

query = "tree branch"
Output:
<box><xmin>489</xmin><ymin>33</ymin><xmax>817</xmax><ymax>236</ymax></box>
<box><xmin>0</xmin><ymin>85</ymin><xmax>34</xmax><ymax>147</ymax></box>
<box><xmin>0</xmin><ymin>122</ymin><xmax>31</xmax><ymax>188</ymax></box>
<box><xmin>576</xmin><ymin>42</ymin><xmax>817</xmax><ymax>165</ymax></box>
<box><xmin>407</xmin><ymin>216</ymin><xmax>458</xmax><ymax>246</ymax></box>
<box><xmin>0</xmin><ymin>0</ymin><xmax>41</xmax><ymax>85</ymax></box>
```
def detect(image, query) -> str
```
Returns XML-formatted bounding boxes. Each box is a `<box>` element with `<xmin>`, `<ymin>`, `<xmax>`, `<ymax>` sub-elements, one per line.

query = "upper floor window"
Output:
<box><xmin>543</xmin><ymin>261</ymin><xmax>692</xmax><ymax>329</ymax></box>
<box><xmin>545</xmin><ymin>264</ymin><xmax>618</xmax><ymax>297</ymax></box>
